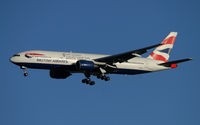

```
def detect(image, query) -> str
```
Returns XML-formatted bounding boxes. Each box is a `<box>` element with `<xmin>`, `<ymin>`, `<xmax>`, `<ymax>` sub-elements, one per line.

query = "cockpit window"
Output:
<box><xmin>13</xmin><ymin>54</ymin><xmax>20</xmax><ymax>57</ymax></box>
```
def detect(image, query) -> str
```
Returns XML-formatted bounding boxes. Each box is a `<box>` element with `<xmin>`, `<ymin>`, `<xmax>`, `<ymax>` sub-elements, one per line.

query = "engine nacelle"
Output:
<box><xmin>76</xmin><ymin>60</ymin><xmax>95</xmax><ymax>71</ymax></box>
<box><xmin>50</xmin><ymin>70</ymin><xmax>71</xmax><ymax>79</ymax></box>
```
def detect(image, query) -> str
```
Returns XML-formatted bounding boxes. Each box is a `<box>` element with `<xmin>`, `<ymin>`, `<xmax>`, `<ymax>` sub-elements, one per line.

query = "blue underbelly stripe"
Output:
<box><xmin>14</xmin><ymin>62</ymin><xmax>76</xmax><ymax>70</ymax></box>
<box><xmin>14</xmin><ymin>62</ymin><xmax>150</xmax><ymax>75</ymax></box>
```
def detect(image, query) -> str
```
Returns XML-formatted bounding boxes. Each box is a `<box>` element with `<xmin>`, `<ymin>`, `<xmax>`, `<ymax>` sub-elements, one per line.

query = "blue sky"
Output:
<box><xmin>0</xmin><ymin>0</ymin><xmax>199</xmax><ymax>125</ymax></box>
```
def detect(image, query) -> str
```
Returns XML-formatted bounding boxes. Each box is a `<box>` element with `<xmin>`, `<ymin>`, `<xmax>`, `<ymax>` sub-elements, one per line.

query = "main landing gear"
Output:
<box><xmin>81</xmin><ymin>73</ymin><xmax>110</xmax><ymax>85</ymax></box>
<box><xmin>96</xmin><ymin>74</ymin><xmax>110</xmax><ymax>81</ymax></box>
<box><xmin>82</xmin><ymin>73</ymin><xmax>95</xmax><ymax>86</ymax></box>
<box><xmin>21</xmin><ymin>66</ymin><xmax>28</xmax><ymax>77</ymax></box>
<box><xmin>82</xmin><ymin>78</ymin><xmax>95</xmax><ymax>85</ymax></box>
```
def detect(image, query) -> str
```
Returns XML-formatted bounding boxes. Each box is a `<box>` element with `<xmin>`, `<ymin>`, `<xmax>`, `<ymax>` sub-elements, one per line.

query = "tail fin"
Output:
<box><xmin>147</xmin><ymin>32</ymin><xmax>177</xmax><ymax>62</ymax></box>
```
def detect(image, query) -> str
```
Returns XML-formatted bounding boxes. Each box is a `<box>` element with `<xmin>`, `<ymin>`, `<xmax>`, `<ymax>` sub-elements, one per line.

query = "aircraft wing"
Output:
<box><xmin>94</xmin><ymin>43</ymin><xmax>161</xmax><ymax>63</ymax></box>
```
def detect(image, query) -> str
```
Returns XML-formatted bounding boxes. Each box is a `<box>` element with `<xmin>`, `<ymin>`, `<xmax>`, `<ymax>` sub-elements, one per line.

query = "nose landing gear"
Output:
<box><xmin>21</xmin><ymin>66</ymin><xmax>28</xmax><ymax>77</ymax></box>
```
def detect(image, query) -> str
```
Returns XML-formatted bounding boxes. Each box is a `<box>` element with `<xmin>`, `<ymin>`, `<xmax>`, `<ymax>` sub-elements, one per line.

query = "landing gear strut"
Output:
<box><xmin>81</xmin><ymin>73</ymin><xmax>95</xmax><ymax>86</ymax></box>
<box><xmin>81</xmin><ymin>72</ymin><xmax>111</xmax><ymax>85</ymax></box>
<box><xmin>21</xmin><ymin>66</ymin><xmax>28</xmax><ymax>77</ymax></box>
<box><xmin>82</xmin><ymin>78</ymin><xmax>95</xmax><ymax>85</ymax></box>
<box><xmin>97</xmin><ymin>74</ymin><xmax>110</xmax><ymax>81</ymax></box>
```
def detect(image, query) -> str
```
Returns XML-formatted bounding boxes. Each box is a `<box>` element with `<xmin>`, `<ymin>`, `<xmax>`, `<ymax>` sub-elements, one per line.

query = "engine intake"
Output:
<box><xmin>76</xmin><ymin>60</ymin><xmax>95</xmax><ymax>71</ymax></box>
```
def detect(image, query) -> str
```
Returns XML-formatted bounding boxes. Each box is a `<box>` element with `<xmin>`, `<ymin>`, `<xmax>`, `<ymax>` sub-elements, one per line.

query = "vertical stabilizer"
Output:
<box><xmin>148</xmin><ymin>32</ymin><xmax>177</xmax><ymax>62</ymax></box>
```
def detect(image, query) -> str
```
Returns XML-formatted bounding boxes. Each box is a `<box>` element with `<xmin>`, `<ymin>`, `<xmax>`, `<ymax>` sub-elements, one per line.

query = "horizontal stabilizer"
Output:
<box><xmin>159</xmin><ymin>58</ymin><xmax>192</xmax><ymax>67</ymax></box>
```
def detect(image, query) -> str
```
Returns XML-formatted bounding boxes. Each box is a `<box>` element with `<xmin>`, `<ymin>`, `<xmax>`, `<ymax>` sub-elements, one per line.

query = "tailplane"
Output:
<box><xmin>148</xmin><ymin>32</ymin><xmax>177</xmax><ymax>62</ymax></box>
<box><xmin>158</xmin><ymin>58</ymin><xmax>192</xmax><ymax>68</ymax></box>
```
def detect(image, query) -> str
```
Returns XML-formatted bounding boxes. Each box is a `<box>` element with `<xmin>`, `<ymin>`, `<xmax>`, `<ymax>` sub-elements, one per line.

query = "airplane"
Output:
<box><xmin>10</xmin><ymin>32</ymin><xmax>192</xmax><ymax>85</ymax></box>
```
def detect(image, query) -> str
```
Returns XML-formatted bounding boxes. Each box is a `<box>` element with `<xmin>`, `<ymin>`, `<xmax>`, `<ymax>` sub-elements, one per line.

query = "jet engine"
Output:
<box><xmin>50</xmin><ymin>70</ymin><xmax>71</xmax><ymax>79</ymax></box>
<box><xmin>76</xmin><ymin>60</ymin><xmax>96</xmax><ymax>71</ymax></box>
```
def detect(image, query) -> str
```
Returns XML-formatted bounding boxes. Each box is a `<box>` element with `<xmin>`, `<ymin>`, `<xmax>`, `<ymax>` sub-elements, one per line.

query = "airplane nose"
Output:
<box><xmin>10</xmin><ymin>57</ymin><xmax>15</xmax><ymax>63</ymax></box>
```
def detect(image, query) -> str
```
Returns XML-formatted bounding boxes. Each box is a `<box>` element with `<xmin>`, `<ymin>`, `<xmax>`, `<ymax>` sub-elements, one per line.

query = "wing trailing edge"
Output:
<box><xmin>94</xmin><ymin>43</ymin><xmax>162</xmax><ymax>63</ymax></box>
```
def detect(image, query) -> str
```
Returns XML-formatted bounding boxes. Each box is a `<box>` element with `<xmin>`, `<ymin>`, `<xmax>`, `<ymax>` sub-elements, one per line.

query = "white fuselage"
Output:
<box><xmin>10</xmin><ymin>50</ymin><xmax>170</xmax><ymax>75</ymax></box>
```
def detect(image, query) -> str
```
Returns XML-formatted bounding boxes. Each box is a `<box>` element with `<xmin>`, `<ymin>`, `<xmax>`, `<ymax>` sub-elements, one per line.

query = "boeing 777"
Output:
<box><xmin>10</xmin><ymin>32</ymin><xmax>192</xmax><ymax>85</ymax></box>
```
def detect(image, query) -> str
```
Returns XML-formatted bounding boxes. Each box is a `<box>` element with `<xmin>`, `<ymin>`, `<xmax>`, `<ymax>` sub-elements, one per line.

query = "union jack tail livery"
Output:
<box><xmin>148</xmin><ymin>32</ymin><xmax>177</xmax><ymax>62</ymax></box>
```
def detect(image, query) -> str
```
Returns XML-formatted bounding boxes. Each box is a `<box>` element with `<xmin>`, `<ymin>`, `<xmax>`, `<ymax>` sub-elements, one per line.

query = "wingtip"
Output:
<box><xmin>188</xmin><ymin>58</ymin><xmax>193</xmax><ymax>60</ymax></box>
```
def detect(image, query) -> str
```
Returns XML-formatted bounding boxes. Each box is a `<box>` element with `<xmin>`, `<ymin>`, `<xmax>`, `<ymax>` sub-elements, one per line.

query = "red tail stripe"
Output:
<box><xmin>25</xmin><ymin>53</ymin><xmax>44</xmax><ymax>56</ymax></box>
<box><xmin>162</xmin><ymin>36</ymin><xmax>176</xmax><ymax>45</ymax></box>
<box><xmin>150</xmin><ymin>52</ymin><xmax>168</xmax><ymax>62</ymax></box>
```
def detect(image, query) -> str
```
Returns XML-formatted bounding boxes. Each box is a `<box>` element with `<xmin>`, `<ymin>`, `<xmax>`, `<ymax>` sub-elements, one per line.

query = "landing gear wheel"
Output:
<box><xmin>105</xmin><ymin>77</ymin><xmax>110</xmax><ymax>81</ymax></box>
<box><xmin>84</xmin><ymin>73</ymin><xmax>90</xmax><ymax>78</ymax></box>
<box><xmin>101</xmin><ymin>76</ymin><xmax>106</xmax><ymax>80</ymax></box>
<box><xmin>86</xmin><ymin>79</ymin><xmax>91</xmax><ymax>84</ymax></box>
<box><xmin>89</xmin><ymin>81</ymin><xmax>95</xmax><ymax>86</ymax></box>
<box><xmin>82</xmin><ymin>79</ymin><xmax>87</xmax><ymax>83</ymax></box>
<box><xmin>82</xmin><ymin>73</ymin><xmax>96</xmax><ymax>85</ymax></box>
<box><xmin>24</xmin><ymin>72</ymin><xmax>28</xmax><ymax>77</ymax></box>
<box><xmin>97</xmin><ymin>74</ymin><xmax>102</xmax><ymax>79</ymax></box>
